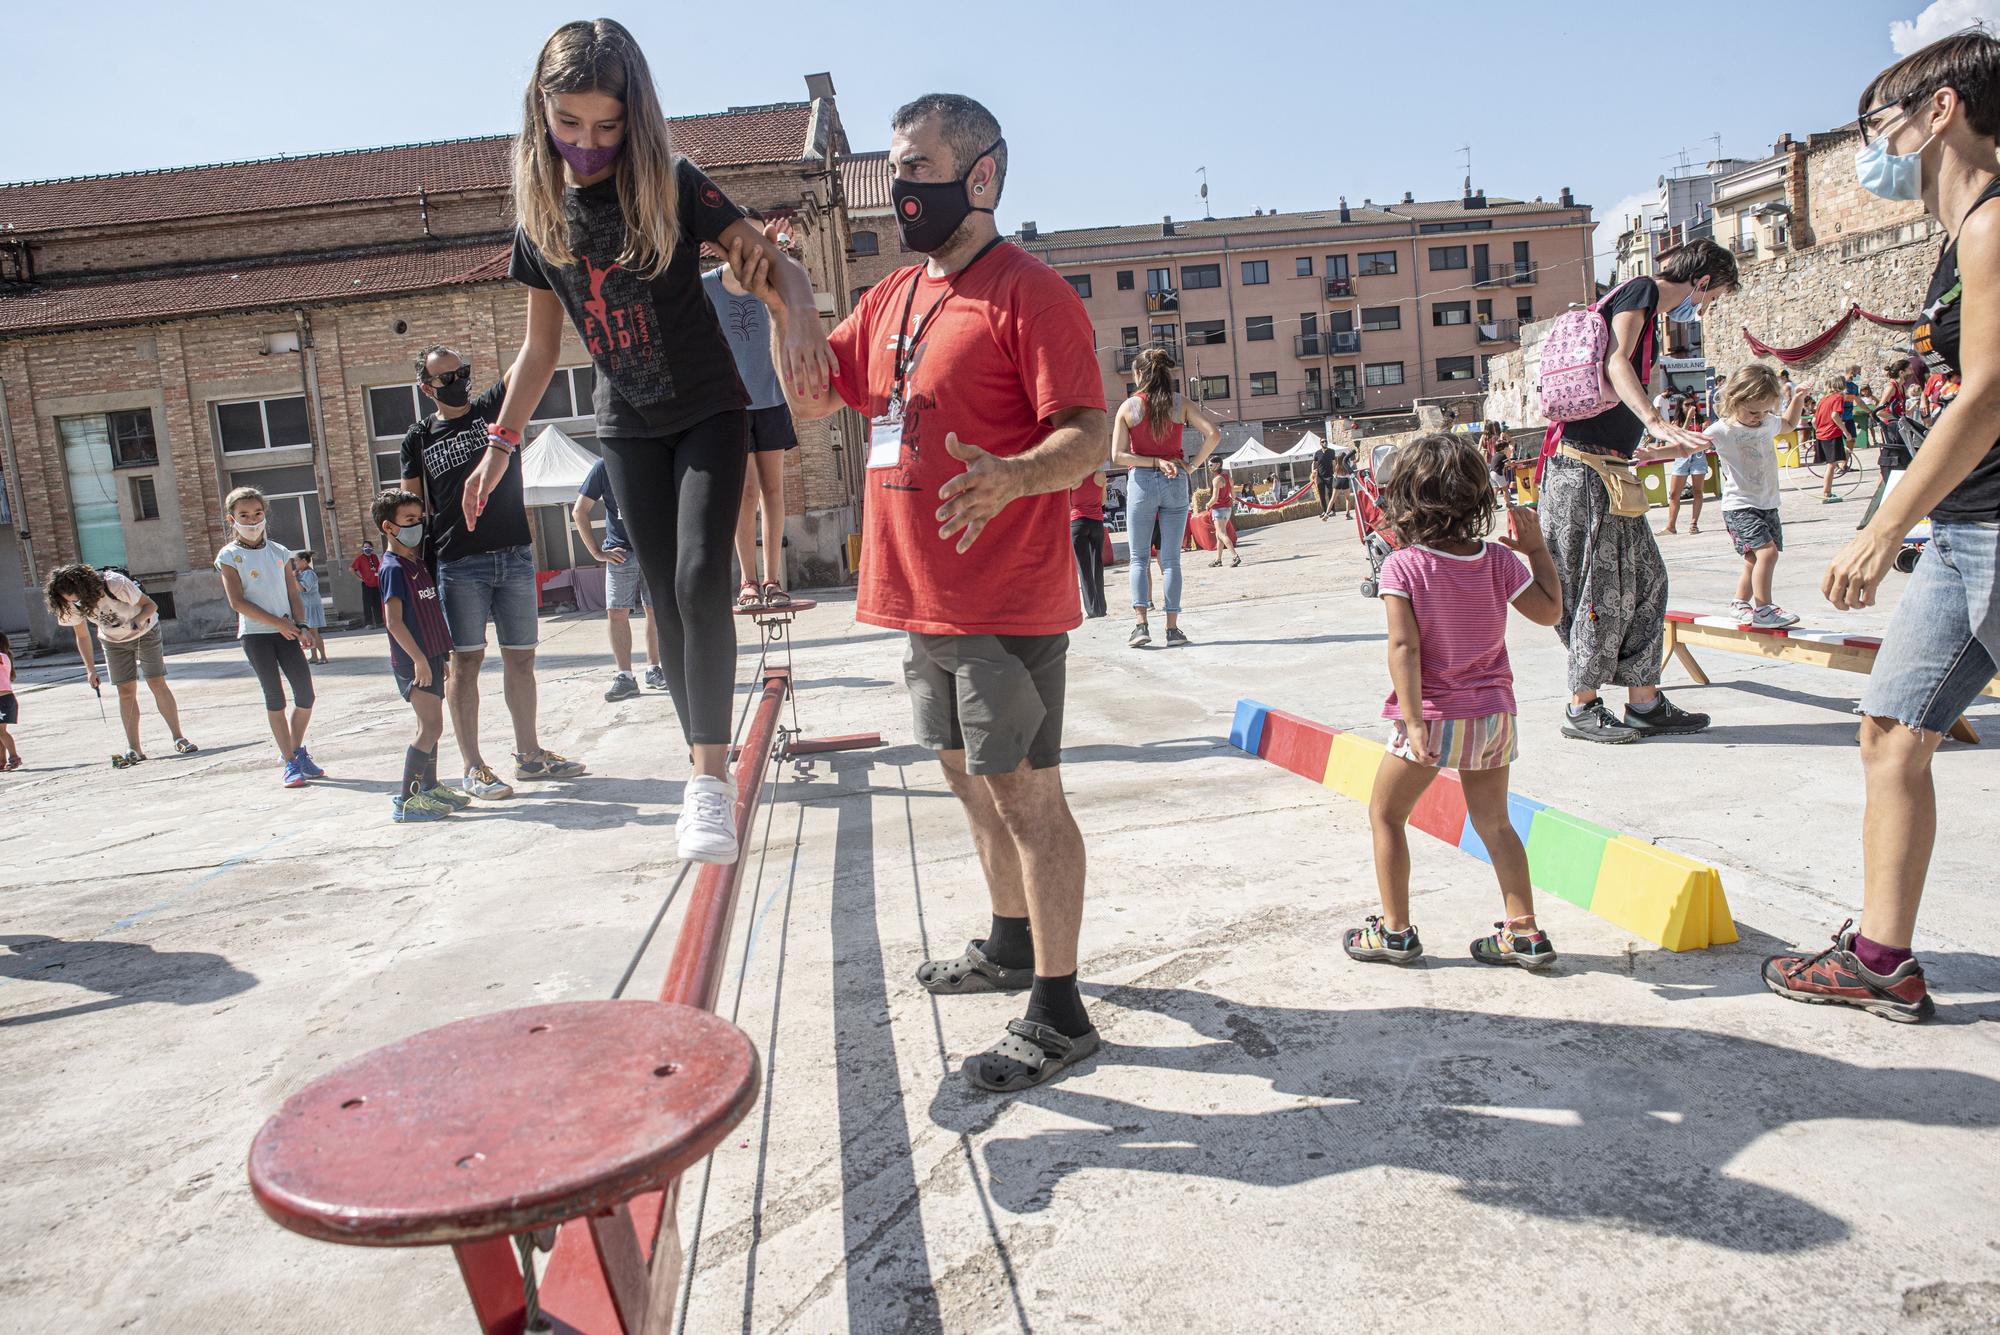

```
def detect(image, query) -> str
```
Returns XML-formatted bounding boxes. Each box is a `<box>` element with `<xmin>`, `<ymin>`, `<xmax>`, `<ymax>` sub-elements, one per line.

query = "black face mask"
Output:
<box><xmin>431</xmin><ymin>380</ymin><xmax>471</xmax><ymax>408</ymax></box>
<box><xmin>891</xmin><ymin>137</ymin><xmax>1002</xmax><ymax>254</ymax></box>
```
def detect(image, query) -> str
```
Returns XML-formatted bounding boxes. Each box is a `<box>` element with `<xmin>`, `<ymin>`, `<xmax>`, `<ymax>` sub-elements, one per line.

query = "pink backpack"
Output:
<box><xmin>1536</xmin><ymin>278</ymin><xmax>1653</xmax><ymax>423</ymax></box>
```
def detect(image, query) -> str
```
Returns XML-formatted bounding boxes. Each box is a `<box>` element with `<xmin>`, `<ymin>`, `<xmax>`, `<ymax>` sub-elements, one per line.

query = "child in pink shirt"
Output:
<box><xmin>1345</xmin><ymin>434</ymin><xmax>1565</xmax><ymax>970</ymax></box>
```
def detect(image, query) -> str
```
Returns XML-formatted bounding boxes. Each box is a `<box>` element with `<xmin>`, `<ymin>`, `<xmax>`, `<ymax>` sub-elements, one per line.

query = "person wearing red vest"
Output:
<box><xmin>1207</xmin><ymin>466</ymin><xmax>1239</xmax><ymax>567</ymax></box>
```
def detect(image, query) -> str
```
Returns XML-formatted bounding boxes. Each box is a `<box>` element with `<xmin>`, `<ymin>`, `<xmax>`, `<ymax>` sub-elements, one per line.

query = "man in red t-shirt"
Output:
<box><xmin>750</xmin><ymin>94</ymin><xmax>1107</xmax><ymax>1095</ymax></box>
<box><xmin>1813</xmin><ymin>373</ymin><xmax>1855</xmax><ymax>501</ymax></box>
<box><xmin>350</xmin><ymin>540</ymin><xmax>383</xmax><ymax>628</ymax></box>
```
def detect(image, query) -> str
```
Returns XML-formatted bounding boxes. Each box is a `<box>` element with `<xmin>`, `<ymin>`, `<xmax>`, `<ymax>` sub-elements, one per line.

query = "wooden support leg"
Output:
<box><xmin>588</xmin><ymin>1204</ymin><xmax>653</xmax><ymax>1335</ymax></box>
<box><xmin>1948</xmin><ymin>715</ymin><xmax>1981</xmax><ymax>745</ymax></box>
<box><xmin>452</xmin><ymin>1236</ymin><xmax>528</xmax><ymax>1335</ymax></box>
<box><xmin>641</xmin><ymin>1183</ymin><xmax>685</xmax><ymax>1335</ymax></box>
<box><xmin>1660</xmin><ymin>622</ymin><xmax>1713</xmax><ymax>686</ymax></box>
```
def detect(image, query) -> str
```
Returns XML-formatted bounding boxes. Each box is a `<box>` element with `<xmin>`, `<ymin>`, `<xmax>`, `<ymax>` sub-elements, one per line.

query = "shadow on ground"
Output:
<box><xmin>0</xmin><ymin>933</ymin><xmax>257</xmax><ymax>1026</ymax></box>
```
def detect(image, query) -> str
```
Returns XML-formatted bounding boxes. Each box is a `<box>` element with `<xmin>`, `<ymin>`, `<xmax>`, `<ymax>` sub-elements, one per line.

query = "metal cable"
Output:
<box><xmin>609</xmin><ymin>860</ymin><xmax>695</xmax><ymax>1001</ymax></box>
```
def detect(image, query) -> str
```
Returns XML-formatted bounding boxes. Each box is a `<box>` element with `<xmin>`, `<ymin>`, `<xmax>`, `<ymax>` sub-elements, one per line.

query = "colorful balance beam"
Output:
<box><xmin>1231</xmin><ymin>700</ymin><xmax>1736</xmax><ymax>952</ymax></box>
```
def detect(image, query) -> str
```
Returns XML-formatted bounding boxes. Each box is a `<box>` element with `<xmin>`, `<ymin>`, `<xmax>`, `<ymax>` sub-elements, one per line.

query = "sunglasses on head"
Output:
<box><xmin>427</xmin><ymin>364</ymin><xmax>472</xmax><ymax>387</ymax></box>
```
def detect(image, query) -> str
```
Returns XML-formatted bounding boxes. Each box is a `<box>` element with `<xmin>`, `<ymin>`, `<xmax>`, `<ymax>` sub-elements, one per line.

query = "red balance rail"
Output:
<box><xmin>529</xmin><ymin>665</ymin><xmax>792</xmax><ymax>1333</ymax></box>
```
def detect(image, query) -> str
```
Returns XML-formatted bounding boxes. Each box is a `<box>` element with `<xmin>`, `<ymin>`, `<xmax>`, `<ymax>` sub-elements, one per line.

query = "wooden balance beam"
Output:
<box><xmin>1661</xmin><ymin>610</ymin><xmax>1998</xmax><ymax>745</ymax></box>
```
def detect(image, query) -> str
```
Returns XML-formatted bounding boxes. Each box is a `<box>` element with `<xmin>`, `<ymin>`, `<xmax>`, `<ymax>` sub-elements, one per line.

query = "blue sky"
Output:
<box><xmin>2</xmin><ymin>0</ymin><xmax>1950</xmax><ymax>276</ymax></box>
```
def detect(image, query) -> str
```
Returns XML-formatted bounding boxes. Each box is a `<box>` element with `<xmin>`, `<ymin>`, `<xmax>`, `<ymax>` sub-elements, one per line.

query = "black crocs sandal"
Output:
<box><xmin>963</xmin><ymin>1019</ymin><xmax>1100</xmax><ymax>1093</ymax></box>
<box><xmin>915</xmin><ymin>940</ymin><xmax>1033</xmax><ymax>995</ymax></box>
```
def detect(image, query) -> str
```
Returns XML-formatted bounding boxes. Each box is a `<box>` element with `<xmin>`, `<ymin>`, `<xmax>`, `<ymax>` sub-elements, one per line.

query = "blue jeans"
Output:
<box><xmin>1126</xmin><ymin>469</ymin><xmax>1190</xmax><ymax>614</ymax></box>
<box><xmin>1861</xmin><ymin>521</ymin><xmax>2000</xmax><ymax>733</ymax></box>
<box><xmin>438</xmin><ymin>544</ymin><xmax>539</xmax><ymax>651</ymax></box>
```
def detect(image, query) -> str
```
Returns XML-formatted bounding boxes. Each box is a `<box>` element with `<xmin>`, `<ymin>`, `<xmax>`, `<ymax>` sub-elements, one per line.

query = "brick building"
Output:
<box><xmin>0</xmin><ymin>76</ymin><xmax>870</xmax><ymax>646</ymax></box>
<box><xmin>1009</xmin><ymin>189</ymin><xmax>1595</xmax><ymax>433</ymax></box>
<box><xmin>837</xmin><ymin>149</ymin><xmax>903</xmax><ymax>302</ymax></box>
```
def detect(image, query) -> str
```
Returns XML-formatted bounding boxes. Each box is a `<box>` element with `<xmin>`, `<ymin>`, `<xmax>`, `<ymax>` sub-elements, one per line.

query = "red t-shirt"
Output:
<box><xmin>1070</xmin><ymin>473</ymin><xmax>1104</xmax><ymax>523</ymax></box>
<box><xmin>1813</xmin><ymin>395</ymin><xmax>1846</xmax><ymax>441</ymax></box>
<box><xmin>1211</xmin><ymin>473</ymin><xmax>1234</xmax><ymax>508</ymax></box>
<box><xmin>829</xmin><ymin>243</ymin><xmax>1104</xmax><ymax>636</ymax></box>
<box><xmin>350</xmin><ymin>551</ymin><xmax>381</xmax><ymax>587</ymax></box>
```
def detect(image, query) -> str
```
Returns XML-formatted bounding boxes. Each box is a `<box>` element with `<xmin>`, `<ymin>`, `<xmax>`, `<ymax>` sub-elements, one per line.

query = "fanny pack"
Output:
<box><xmin>1556</xmin><ymin>443</ymin><xmax>1650</xmax><ymax>517</ymax></box>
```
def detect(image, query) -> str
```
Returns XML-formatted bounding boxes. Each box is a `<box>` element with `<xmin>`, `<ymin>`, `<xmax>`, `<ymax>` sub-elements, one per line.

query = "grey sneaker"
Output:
<box><xmin>604</xmin><ymin>672</ymin><xmax>639</xmax><ymax>702</ymax></box>
<box><xmin>1128</xmin><ymin>623</ymin><xmax>1151</xmax><ymax>648</ymax></box>
<box><xmin>1623</xmin><ymin>691</ymin><xmax>1711</xmax><ymax>736</ymax></box>
<box><xmin>1562</xmin><ymin>700</ymin><xmax>1641</xmax><ymax>744</ymax></box>
<box><xmin>462</xmin><ymin>765</ymin><xmax>514</xmax><ymax>800</ymax></box>
<box><xmin>515</xmin><ymin>750</ymin><xmax>587</xmax><ymax>779</ymax></box>
<box><xmin>1165</xmin><ymin>627</ymin><xmax>1190</xmax><ymax>648</ymax></box>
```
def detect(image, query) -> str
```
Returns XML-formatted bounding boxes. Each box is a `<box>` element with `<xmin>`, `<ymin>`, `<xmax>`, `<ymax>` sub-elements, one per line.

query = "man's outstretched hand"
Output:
<box><xmin>935</xmin><ymin>432</ymin><xmax>1024</xmax><ymax>554</ymax></box>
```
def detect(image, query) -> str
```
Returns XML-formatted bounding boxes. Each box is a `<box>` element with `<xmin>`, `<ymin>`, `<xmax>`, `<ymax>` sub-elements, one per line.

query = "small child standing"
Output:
<box><xmin>0</xmin><ymin>632</ymin><xmax>19</xmax><ymax>771</ymax></box>
<box><xmin>1706</xmin><ymin>364</ymin><xmax>1811</xmax><ymax>628</ymax></box>
<box><xmin>293</xmin><ymin>551</ymin><xmax>329</xmax><ymax>664</ymax></box>
<box><xmin>215</xmin><ymin>486</ymin><xmax>321</xmax><ymax>787</ymax></box>
<box><xmin>1345</xmin><ymin>434</ymin><xmax>1565</xmax><ymax>970</ymax></box>
<box><xmin>374</xmin><ymin>490</ymin><xmax>470</xmax><ymax>822</ymax></box>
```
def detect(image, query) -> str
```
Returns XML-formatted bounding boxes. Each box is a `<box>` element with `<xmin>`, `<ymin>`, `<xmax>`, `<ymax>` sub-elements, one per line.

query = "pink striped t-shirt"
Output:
<box><xmin>1378</xmin><ymin>542</ymin><xmax>1533</xmax><ymax>721</ymax></box>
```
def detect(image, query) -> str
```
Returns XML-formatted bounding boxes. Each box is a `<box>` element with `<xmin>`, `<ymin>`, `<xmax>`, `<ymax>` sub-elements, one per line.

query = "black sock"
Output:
<box><xmin>1023</xmin><ymin>972</ymin><xmax>1092</xmax><ymax>1039</ymax></box>
<box><xmin>422</xmin><ymin>747</ymin><xmax>438</xmax><ymax>791</ymax></box>
<box><xmin>983</xmin><ymin>914</ymin><xmax>1034</xmax><ymax>969</ymax></box>
<box><xmin>402</xmin><ymin>746</ymin><xmax>428</xmax><ymax>798</ymax></box>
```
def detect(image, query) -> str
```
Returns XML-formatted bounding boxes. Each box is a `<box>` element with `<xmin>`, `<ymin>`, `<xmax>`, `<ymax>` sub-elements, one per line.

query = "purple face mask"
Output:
<box><xmin>550</xmin><ymin>132</ymin><xmax>621</xmax><ymax>178</ymax></box>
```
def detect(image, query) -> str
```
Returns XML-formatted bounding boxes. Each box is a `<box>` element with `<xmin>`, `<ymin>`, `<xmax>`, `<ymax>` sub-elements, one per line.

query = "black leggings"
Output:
<box><xmin>602</xmin><ymin>411</ymin><xmax>749</xmax><ymax>746</ymax></box>
<box><xmin>1071</xmin><ymin>518</ymin><xmax>1106</xmax><ymax>618</ymax></box>
<box><xmin>242</xmin><ymin>634</ymin><xmax>315</xmax><ymax>711</ymax></box>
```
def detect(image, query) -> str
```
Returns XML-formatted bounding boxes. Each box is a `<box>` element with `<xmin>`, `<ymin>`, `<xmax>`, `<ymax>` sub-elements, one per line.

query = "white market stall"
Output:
<box><xmin>520</xmin><ymin>425</ymin><xmax>600</xmax><ymax>595</ymax></box>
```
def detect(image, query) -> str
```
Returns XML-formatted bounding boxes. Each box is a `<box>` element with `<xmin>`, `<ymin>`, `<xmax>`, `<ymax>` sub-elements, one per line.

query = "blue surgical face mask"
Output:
<box><xmin>1855</xmin><ymin>115</ymin><xmax>1936</xmax><ymax>201</ymax></box>
<box><xmin>1667</xmin><ymin>295</ymin><xmax>1700</xmax><ymax>323</ymax></box>
<box><xmin>395</xmin><ymin>520</ymin><xmax>425</xmax><ymax>548</ymax></box>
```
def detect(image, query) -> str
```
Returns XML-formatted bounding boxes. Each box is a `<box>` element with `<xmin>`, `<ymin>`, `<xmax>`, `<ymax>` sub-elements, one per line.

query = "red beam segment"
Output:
<box><xmin>535</xmin><ymin>666</ymin><xmax>790</xmax><ymax>1333</ymax></box>
<box><xmin>784</xmin><ymin>732</ymin><xmax>884</xmax><ymax>756</ymax></box>
<box><xmin>1256</xmin><ymin>707</ymin><xmax>1337</xmax><ymax>783</ymax></box>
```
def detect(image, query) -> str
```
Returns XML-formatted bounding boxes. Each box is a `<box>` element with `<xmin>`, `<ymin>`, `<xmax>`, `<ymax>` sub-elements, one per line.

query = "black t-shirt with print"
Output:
<box><xmin>1911</xmin><ymin>177</ymin><xmax>2000</xmax><ymax>524</ymax></box>
<box><xmin>509</xmin><ymin>158</ymin><xmax>750</xmax><ymax>439</ymax></box>
<box><xmin>1561</xmin><ymin>277</ymin><xmax>1659</xmax><ymax>458</ymax></box>
<box><xmin>399</xmin><ymin>382</ymin><xmax>528</xmax><ymax>564</ymax></box>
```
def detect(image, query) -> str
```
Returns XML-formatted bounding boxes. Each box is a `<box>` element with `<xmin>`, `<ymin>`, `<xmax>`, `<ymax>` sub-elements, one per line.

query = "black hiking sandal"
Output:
<box><xmin>1471</xmin><ymin>920</ymin><xmax>1559</xmax><ymax>970</ymax></box>
<box><xmin>916</xmin><ymin>940</ymin><xmax>1034</xmax><ymax>995</ymax></box>
<box><xmin>1623</xmin><ymin>691</ymin><xmax>1711</xmax><ymax>736</ymax></box>
<box><xmin>1561</xmin><ymin>699</ymin><xmax>1640</xmax><ymax>744</ymax></box>
<box><xmin>963</xmin><ymin>1019</ymin><xmax>1100</xmax><ymax>1092</ymax></box>
<box><xmin>1344</xmin><ymin>915</ymin><xmax>1424</xmax><ymax>964</ymax></box>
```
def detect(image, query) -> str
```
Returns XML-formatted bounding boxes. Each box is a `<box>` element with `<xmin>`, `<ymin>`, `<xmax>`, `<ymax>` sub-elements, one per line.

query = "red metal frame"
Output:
<box><xmin>529</xmin><ymin>666</ymin><xmax>792</xmax><ymax>1333</ymax></box>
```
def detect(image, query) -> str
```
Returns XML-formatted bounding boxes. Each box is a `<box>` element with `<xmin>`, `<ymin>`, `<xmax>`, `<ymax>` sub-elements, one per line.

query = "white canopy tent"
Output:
<box><xmin>1279</xmin><ymin>432</ymin><xmax>1323</xmax><ymax>460</ymax></box>
<box><xmin>1220</xmin><ymin>439</ymin><xmax>1284</xmax><ymax>470</ymax></box>
<box><xmin>520</xmin><ymin>424</ymin><xmax>598</xmax><ymax>507</ymax></box>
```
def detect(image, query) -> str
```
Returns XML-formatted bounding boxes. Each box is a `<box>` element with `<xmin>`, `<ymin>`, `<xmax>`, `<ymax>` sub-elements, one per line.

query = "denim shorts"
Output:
<box><xmin>1860</xmin><ymin>521</ymin><xmax>2000</xmax><ymax>734</ymax></box>
<box><xmin>604</xmin><ymin>549</ymin><xmax>648</xmax><ymax>611</ymax></box>
<box><xmin>438</xmin><ymin>544</ymin><xmax>538</xmax><ymax>651</ymax></box>
<box><xmin>1670</xmin><ymin>452</ymin><xmax>1710</xmax><ymax>477</ymax></box>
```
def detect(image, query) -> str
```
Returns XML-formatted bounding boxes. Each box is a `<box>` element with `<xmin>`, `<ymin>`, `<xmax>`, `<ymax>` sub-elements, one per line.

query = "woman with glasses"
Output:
<box><xmin>1763</xmin><ymin>29</ymin><xmax>2000</xmax><ymax>1023</ymax></box>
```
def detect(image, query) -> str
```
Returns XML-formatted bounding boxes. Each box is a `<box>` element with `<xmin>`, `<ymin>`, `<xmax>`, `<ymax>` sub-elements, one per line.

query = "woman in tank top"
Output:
<box><xmin>1110</xmin><ymin>346</ymin><xmax>1222</xmax><ymax>648</ymax></box>
<box><xmin>1764</xmin><ymin>30</ymin><xmax>2000</xmax><ymax>1024</ymax></box>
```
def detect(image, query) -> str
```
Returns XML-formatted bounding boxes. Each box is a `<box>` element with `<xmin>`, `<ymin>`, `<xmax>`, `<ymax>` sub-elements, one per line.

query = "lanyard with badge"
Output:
<box><xmin>868</xmin><ymin>237</ymin><xmax>1005</xmax><ymax>470</ymax></box>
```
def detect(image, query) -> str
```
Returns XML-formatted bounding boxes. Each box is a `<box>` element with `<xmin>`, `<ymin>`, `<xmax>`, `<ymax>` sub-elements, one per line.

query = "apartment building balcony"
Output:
<box><xmin>1331</xmin><ymin>388</ymin><xmax>1362</xmax><ymax>412</ymax></box>
<box><xmin>1324</xmin><ymin>277</ymin><xmax>1355</xmax><ymax>300</ymax></box>
<box><xmin>1294</xmin><ymin>332</ymin><xmax>1328</xmax><ymax>357</ymax></box>
<box><xmin>1729</xmin><ymin>236</ymin><xmax>1758</xmax><ymax>257</ymax></box>
<box><xmin>1476</xmin><ymin>318</ymin><xmax>1521</xmax><ymax>344</ymax></box>
<box><xmin>1331</xmin><ymin>330</ymin><xmax>1361</xmax><ymax>355</ymax></box>
<box><xmin>1144</xmin><ymin>288</ymin><xmax>1179</xmax><ymax>314</ymax></box>
<box><xmin>1115</xmin><ymin>340</ymin><xmax>1178</xmax><ymax>371</ymax></box>
<box><xmin>1506</xmin><ymin>262</ymin><xmax>1538</xmax><ymax>286</ymax></box>
<box><xmin>1298</xmin><ymin>390</ymin><xmax>1323</xmax><ymax>414</ymax></box>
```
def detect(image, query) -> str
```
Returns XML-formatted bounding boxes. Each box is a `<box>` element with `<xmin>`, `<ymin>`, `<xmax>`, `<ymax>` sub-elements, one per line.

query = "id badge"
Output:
<box><xmin>867</xmin><ymin>413</ymin><xmax>904</xmax><ymax>470</ymax></box>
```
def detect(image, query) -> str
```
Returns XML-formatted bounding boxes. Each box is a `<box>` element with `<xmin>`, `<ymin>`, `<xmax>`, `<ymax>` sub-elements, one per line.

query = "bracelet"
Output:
<box><xmin>486</xmin><ymin>425</ymin><xmax>521</xmax><ymax>454</ymax></box>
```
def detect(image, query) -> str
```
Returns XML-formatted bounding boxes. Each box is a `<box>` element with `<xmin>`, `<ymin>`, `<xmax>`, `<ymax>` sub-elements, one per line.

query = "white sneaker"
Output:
<box><xmin>1751</xmin><ymin>604</ymin><xmax>1800</xmax><ymax>629</ymax></box>
<box><xmin>676</xmin><ymin>775</ymin><xmax>739</xmax><ymax>864</ymax></box>
<box><xmin>1728</xmin><ymin>599</ymin><xmax>1753</xmax><ymax>623</ymax></box>
<box><xmin>462</xmin><ymin>765</ymin><xmax>514</xmax><ymax>800</ymax></box>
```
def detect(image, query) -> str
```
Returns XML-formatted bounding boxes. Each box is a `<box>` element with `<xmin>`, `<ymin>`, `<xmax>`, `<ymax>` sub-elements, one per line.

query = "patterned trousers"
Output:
<box><xmin>1542</xmin><ymin>456</ymin><xmax>1669</xmax><ymax>696</ymax></box>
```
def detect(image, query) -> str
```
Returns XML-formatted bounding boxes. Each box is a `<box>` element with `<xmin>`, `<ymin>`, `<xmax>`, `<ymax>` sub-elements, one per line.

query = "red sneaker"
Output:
<box><xmin>1762</xmin><ymin>920</ymin><xmax>1935</xmax><ymax>1023</ymax></box>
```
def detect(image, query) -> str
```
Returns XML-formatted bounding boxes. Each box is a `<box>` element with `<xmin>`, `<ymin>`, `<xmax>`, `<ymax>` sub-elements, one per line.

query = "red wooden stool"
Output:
<box><xmin>249</xmin><ymin>1000</ymin><xmax>759</xmax><ymax>1334</ymax></box>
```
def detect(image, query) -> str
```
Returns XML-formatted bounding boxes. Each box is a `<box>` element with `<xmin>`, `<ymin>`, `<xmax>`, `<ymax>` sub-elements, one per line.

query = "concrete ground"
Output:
<box><xmin>4</xmin><ymin>464</ymin><xmax>1999</xmax><ymax>1335</ymax></box>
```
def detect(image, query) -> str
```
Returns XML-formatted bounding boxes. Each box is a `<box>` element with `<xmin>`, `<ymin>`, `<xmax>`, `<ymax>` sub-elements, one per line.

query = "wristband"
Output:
<box><xmin>486</xmin><ymin>425</ymin><xmax>521</xmax><ymax>454</ymax></box>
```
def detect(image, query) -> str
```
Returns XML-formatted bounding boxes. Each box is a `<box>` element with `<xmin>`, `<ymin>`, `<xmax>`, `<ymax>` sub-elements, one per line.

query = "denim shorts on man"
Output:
<box><xmin>604</xmin><ymin>549</ymin><xmax>648</xmax><ymax>612</ymax></box>
<box><xmin>438</xmin><ymin>543</ymin><xmax>538</xmax><ymax>651</ymax></box>
<box><xmin>1860</xmin><ymin>521</ymin><xmax>2000</xmax><ymax>734</ymax></box>
<box><xmin>903</xmin><ymin>632</ymin><xmax>1067</xmax><ymax>775</ymax></box>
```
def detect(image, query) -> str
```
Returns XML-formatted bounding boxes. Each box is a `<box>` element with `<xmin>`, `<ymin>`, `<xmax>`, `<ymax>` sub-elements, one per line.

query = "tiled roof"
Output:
<box><xmin>840</xmin><ymin>150</ymin><xmax>893</xmax><ymax>211</ymax></box>
<box><xmin>1017</xmin><ymin>197</ymin><xmax>1578</xmax><ymax>250</ymax></box>
<box><xmin>0</xmin><ymin>240</ymin><xmax>509</xmax><ymax>334</ymax></box>
<box><xmin>0</xmin><ymin>103</ymin><xmax>817</xmax><ymax>236</ymax></box>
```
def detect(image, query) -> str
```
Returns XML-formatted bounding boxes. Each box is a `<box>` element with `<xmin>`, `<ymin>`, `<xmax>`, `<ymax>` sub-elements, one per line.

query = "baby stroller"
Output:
<box><xmin>1353</xmin><ymin>442</ymin><xmax>1402</xmax><ymax>598</ymax></box>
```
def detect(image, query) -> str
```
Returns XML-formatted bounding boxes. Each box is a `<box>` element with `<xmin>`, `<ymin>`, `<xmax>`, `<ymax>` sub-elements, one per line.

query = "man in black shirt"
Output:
<box><xmin>400</xmin><ymin>345</ymin><xmax>585</xmax><ymax>799</ymax></box>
